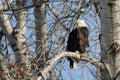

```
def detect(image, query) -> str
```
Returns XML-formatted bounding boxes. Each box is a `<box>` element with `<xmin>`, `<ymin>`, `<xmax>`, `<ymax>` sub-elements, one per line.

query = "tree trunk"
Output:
<box><xmin>15</xmin><ymin>0</ymin><xmax>30</xmax><ymax>68</ymax></box>
<box><xmin>33</xmin><ymin>1</ymin><xmax>48</xmax><ymax>69</ymax></box>
<box><xmin>0</xmin><ymin>0</ymin><xmax>31</xmax><ymax>79</ymax></box>
<box><xmin>100</xmin><ymin>0</ymin><xmax>120</xmax><ymax>80</ymax></box>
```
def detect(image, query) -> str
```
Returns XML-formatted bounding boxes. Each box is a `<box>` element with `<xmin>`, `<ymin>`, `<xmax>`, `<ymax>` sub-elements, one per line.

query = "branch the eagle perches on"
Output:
<box><xmin>36</xmin><ymin>51</ymin><xmax>105</xmax><ymax>80</ymax></box>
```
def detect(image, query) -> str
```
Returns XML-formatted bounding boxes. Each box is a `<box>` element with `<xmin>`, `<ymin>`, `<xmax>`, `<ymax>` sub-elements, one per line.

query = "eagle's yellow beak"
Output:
<box><xmin>77</xmin><ymin>22</ymin><xmax>81</xmax><ymax>28</ymax></box>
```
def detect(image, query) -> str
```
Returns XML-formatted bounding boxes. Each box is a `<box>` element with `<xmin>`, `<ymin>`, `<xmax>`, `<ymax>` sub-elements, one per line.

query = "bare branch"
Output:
<box><xmin>46</xmin><ymin>3</ymin><xmax>70</xmax><ymax>31</ymax></box>
<box><xmin>0</xmin><ymin>0</ymin><xmax>14</xmax><ymax>10</ymax></box>
<box><xmin>36</xmin><ymin>51</ymin><xmax>104</xmax><ymax>80</ymax></box>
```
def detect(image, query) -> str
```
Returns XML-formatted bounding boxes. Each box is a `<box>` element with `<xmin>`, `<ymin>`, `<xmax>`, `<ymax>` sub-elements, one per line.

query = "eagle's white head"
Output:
<box><xmin>77</xmin><ymin>19</ymin><xmax>87</xmax><ymax>28</ymax></box>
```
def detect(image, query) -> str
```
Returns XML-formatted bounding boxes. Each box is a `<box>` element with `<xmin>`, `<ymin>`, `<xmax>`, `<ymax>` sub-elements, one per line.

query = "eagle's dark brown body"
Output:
<box><xmin>67</xmin><ymin>27</ymin><xmax>89</xmax><ymax>69</ymax></box>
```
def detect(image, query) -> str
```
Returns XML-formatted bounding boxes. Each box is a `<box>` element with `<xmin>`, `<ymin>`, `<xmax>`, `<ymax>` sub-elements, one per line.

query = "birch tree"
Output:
<box><xmin>0</xmin><ymin>0</ymin><xmax>31</xmax><ymax>79</ymax></box>
<box><xmin>33</xmin><ymin>0</ymin><xmax>48</xmax><ymax>70</ymax></box>
<box><xmin>100</xmin><ymin>0</ymin><xmax>120</xmax><ymax>80</ymax></box>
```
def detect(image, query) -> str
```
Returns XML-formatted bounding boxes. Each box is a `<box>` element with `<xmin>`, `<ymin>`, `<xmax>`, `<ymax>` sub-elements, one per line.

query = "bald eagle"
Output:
<box><xmin>67</xmin><ymin>20</ymin><xmax>89</xmax><ymax>69</ymax></box>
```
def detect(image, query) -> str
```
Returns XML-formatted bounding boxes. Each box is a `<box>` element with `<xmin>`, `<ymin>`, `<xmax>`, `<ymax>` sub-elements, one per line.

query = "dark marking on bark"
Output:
<box><xmin>11</xmin><ymin>43</ymin><xmax>19</xmax><ymax>51</ymax></box>
<box><xmin>113</xmin><ymin>71</ymin><xmax>120</xmax><ymax>80</ymax></box>
<box><xmin>37</xmin><ymin>71</ymin><xmax>45</xmax><ymax>80</ymax></box>
<box><xmin>12</xmin><ymin>28</ymin><xmax>19</xmax><ymax>40</ymax></box>
<box><xmin>107</xmin><ymin>42</ymin><xmax>120</xmax><ymax>56</ymax></box>
<box><xmin>21</xmin><ymin>42</ymin><xmax>26</xmax><ymax>46</ymax></box>
<box><xmin>94</xmin><ymin>2</ymin><xmax>100</xmax><ymax>16</ymax></box>
<box><xmin>0</xmin><ymin>31</ymin><xmax>3</xmax><ymax>40</ymax></box>
<box><xmin>100</xmin><ymin>60</ymin><xmax>112</xmax><ymax>80</ymax></box>
<box><xmin>107</xmin><ymin>1</ymin><xmax>115</xmax><ymax>7</ymax></box>
<box><xmin>99</xmin><ymin>34</ymin><xmax>108</xmax><ymax>53</ymax></box>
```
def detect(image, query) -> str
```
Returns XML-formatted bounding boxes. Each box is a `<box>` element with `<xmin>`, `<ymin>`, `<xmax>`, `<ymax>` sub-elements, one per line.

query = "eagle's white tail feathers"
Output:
<box><xmin>71</xmin><ymin>58</ymin><xmax>78</xmax><ymax>70</ymax></box>
<box><xmin>73</xmin><ymin>60</ymin><xmax>77</xmax><ymax>70</ymax></box>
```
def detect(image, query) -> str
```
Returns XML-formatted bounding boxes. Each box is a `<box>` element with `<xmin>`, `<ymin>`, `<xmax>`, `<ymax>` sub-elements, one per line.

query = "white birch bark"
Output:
<box><xmin>100</xmin><ymin>0</ymin><xmax>120</xmax><ymax>79</ymax></box>
<box><xmin>0</xmin><ymin>0</ymin><xmax>31</xmax><ymax>79</ymax></box>
<box><xmin>0</xmin><ymin>1</ymin><xmax>16</xmax><ymax>79</ymax></box>
<box><xmin>14</xmin><ymin>0</ymin><xmax>30</xmax><ymax>68</ymax></box>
